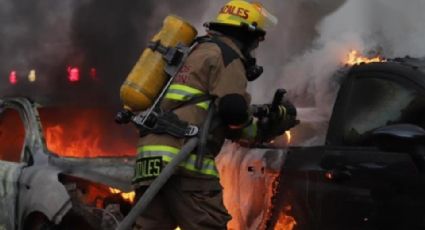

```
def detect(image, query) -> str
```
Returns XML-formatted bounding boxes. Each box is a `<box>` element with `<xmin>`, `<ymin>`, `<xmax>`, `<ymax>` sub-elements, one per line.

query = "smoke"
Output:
<box><xmin>260</xmin><ymin>0</ymin><xmax>425</xmax><ymax>145</ymax></box>
<box><xmin>0</xmin><ymin>0</ymin><xmax>206</xmax><ymax>105</ymax></box>
<box><xmin>0</xmin><ymin>0</ymin><xmax>75</xmax><ymax>97</ymax></box>
<box><xmin>0</xmin><ymin>0</ymin><xmax>342</xmax><ymax>107</ymax></box>
<box><xmin>247</xmin><ymin>0</ymin><xmax>346</xmax><ymax>105</ymax></box>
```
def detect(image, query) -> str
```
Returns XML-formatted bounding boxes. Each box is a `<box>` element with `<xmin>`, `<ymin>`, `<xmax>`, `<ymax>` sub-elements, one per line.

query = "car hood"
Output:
<box><xmin>48</xmin><ymin>156</ymin><xmax>135</xmax><ymax>192</ymax></box>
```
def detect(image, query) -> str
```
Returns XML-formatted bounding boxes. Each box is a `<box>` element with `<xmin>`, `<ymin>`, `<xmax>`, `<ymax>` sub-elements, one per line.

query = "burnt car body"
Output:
<box><xmin>268</xmin><ymin>58</ymin><xmax>425</xmax><ymax>230</ymax></box>
<box><xmin>0</xmin><ymin>98</ymin><xmax>136</xmax><ymax>230</ymax></box>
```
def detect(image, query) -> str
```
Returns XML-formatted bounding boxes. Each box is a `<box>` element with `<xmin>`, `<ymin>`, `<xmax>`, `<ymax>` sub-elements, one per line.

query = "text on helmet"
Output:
<box><xmin>220</xmin><ymin>5</ymin><xmax>250</xmax><ymax>20</ymax></box>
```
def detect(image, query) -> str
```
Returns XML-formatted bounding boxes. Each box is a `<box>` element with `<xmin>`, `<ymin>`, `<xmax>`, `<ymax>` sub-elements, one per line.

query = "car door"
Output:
<box><xmin>0</xmin><ymin>104</ymin><xmax>27</xmax><ymax>230</ymax></box>
<box><xmin>275</xmin><ymin>146</ymin><xmax>421</xmax><ymax>230</ymax></box>
<box><xmin>320</xmin><ymin>61</ymin><xmax>425</xmax><ymax>229</ymax></box>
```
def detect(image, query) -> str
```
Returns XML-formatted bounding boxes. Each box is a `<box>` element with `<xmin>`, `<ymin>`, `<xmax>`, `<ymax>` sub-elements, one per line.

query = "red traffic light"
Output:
<box><xmin>9</xmin><ymin>70</ymin><xmax>18</xmax><ymax>85</ymax></box>
<box><xmin>67</xmin><ymin>67</ymin><xmax>80</xmax><ymax>83</ymax></box>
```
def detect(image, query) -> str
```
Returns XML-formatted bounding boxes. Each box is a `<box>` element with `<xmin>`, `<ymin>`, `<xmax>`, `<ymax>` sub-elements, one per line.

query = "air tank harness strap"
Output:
<box><xmin>148</xmin><ymin>40</ymin><xmax>184</xmax><ymax>65</ymax></box>
<box><xmin>138</xmin><ymin>109</ymin><xmax>199</xmax><ymax>138</ymax></box>
<box><xmin>138</xmin><ymin>91</ymin><xmax>216</xmax><ymax>138</ymax></box>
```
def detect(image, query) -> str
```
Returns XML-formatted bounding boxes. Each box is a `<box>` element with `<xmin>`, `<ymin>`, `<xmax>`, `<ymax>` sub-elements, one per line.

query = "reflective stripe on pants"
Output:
<box><xmin>135</xmin><ymin>145</ymin><xmax>218</xmax><ymax>179</ymax></box>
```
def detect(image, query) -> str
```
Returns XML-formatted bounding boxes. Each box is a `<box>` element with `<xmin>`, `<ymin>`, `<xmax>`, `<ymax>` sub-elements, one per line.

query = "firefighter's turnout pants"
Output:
<box><xmin>133</xmin><ymin>175</ymin><xmax>231</xmax><ymax>230</ymax></box>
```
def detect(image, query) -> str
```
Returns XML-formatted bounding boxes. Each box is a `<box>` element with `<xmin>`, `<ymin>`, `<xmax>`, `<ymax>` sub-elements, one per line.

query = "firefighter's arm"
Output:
<box><xmin>209</xmin><ymin>58</ymin><xmax>253</xmax><ymax>136</ymax></box>
<box><xmin>232</xmin><ymin>90</ymin><xmax>299</xmax><ymax>145</ymax></box>
<box><xmin>231</xmin><ymin>100</ymin><xmax>298</xmax><ymax>145</ymax></box>
<box><xmin>208</xmin><ymin>57</ymin><xmax>299</xmax><ymax>144</ymax></box>
<box><xmin>208</xmin><ymin>58</ymin><xmax>299</xmax><ymax>144</ymax></box>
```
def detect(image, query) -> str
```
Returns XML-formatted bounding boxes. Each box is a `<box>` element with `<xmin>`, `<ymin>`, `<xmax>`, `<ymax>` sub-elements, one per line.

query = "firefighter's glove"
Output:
<box><xmin>257</xmin><ymin>101</ymin><xmax>299</xmax><ymax>143</ymax></box>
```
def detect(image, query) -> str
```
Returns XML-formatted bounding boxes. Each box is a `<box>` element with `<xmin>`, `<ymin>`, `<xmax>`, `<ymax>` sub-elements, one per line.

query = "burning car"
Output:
<box><xmin>267</xmin><ymin>57</ymin><xmax>425</xmax><ymax>230</ymax></box>
<box><xmin>0</xmin><ymin>98</ymin><xmax>138</xmax><ymax>230</ymax></box>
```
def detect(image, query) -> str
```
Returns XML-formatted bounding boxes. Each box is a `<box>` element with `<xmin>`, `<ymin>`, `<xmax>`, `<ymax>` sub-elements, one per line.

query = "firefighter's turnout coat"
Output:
<box><xmin>134</xmin><ymin>35</ymin><xmax>251</xmax><ymax>188</ymax></box>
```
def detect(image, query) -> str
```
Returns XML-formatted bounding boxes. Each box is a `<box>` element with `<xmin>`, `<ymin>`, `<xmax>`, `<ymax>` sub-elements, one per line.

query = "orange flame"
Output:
<box><xmin>46</xmin><ymin>125</ymin><xmax>104</xmax><ymax>157</ymax></box>
<box><xmin>345</xmin><ymin>50</ymin><xmax>386</xmax><ymax>66</ymax></box>
<box><xmin>275</xmin><ymin>207</ymin><xmax>297</xmax><ymax>230</ymax></box>
<box><xmin>285</xmin><ymin>131</ymin><xmax>292</xmax><ymax>144</ymax></box>
<box><xmin>109</xmin><ymin>188</ymin><xmax>136</xmax><ymax>203</ymax></box>
<box><xmin>41</xmin><ymin>108</ymin><xmax>137</xmax><ymax>158</ymax></box>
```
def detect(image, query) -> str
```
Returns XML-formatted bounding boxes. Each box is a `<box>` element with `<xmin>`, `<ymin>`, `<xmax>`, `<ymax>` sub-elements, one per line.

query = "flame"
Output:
<box><xmin>345</xmin><ymin>50</ymin><xmax>385</xmax><ymax>66</ymax></box>
<box><xmin>41</xmin><ymin>108</ymin><xmax>137</xmax><ymax>158</ymax></box>
<box><xmin>275</xmin><ymin>207</ymin><xmax>297</xmax><ymax>230</ymax></box>
<box><xmin>270</xmin><ymin>131</ymin><xmax>292</xmax><ymax>146</ymax></box>
<box><xmin>46</xmin><ymin>125</ymin><xmax>104</xmax><ymax>157</ymax></box>
<box><xmin>285</xmin><ymin>131</ymin><xmax>292</xmax><ymax>144</ymax></box>
<box><xmin>109</xmin><ymin>188</ymin><xmax>136</xmax><ymax>203</ymax></box>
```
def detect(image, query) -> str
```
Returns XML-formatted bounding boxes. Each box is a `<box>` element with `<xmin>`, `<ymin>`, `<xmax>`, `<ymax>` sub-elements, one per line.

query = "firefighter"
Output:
<box><xmin>133</xmin><ymin>1</ymin><xmax>297</xmax><ymax>229</ymax></box>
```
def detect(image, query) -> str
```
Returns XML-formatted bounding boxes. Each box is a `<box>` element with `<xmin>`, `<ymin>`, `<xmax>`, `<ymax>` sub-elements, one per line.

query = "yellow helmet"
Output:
<box><xmin>211</xmin><ymin>0</ymin><xmax>277</xmax><ymax>33</ymax></box>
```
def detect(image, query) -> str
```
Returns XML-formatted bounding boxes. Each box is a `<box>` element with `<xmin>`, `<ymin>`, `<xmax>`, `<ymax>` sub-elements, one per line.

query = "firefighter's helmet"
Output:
<box><xmin>209</xmin><ymin>0</ymin><xmax>277</xmax><ymax>35</ymax></box>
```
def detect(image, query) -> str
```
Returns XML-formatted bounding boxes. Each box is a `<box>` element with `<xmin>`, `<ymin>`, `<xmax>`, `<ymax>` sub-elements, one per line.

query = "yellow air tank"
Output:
<box><xmin>120</xmin><ymin>15</ymin><xmax>197</xmax><ymax>112</ymax></box>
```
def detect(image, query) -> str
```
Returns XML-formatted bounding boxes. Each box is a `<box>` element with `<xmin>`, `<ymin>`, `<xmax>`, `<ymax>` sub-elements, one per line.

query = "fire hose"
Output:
<box><xmin>116</xmin><ymin>137</ymin><xmax>199</xmax><ymax>230</ymax></box>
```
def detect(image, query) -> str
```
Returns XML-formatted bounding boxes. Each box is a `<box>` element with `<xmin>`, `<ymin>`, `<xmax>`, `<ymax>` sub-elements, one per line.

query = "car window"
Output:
<box><xmin>341</xmin><ymin>77</ymin><xmax>422</xmax><ymax>143</ymax></box>
<box><xmin>0</xmin><ymin>108</ymin><xmax>25</xmax><ymax>162</ymax></box>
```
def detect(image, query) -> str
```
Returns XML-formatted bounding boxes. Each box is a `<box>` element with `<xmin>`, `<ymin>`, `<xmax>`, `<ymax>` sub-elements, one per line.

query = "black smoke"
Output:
<box><xmin>0</xmin><ymin>0</ymin><xmax>205</xmax><ymax>106</ymax></box>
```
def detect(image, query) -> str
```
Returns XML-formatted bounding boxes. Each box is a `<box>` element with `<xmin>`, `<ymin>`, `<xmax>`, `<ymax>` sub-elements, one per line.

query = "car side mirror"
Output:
<box><xmin>371</xmin><ymin>124</ymin><xmax>425</xmax><ymax>141</ymax></box>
